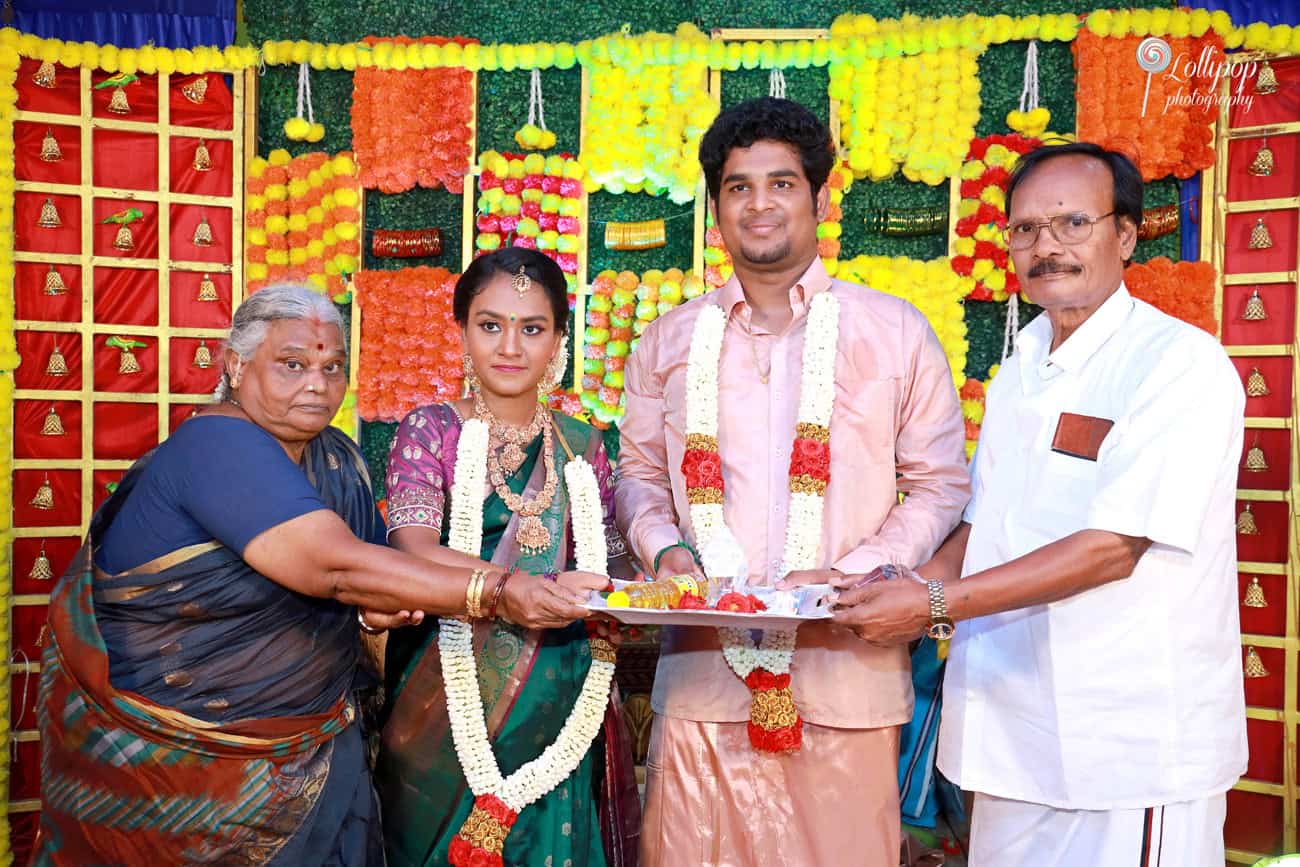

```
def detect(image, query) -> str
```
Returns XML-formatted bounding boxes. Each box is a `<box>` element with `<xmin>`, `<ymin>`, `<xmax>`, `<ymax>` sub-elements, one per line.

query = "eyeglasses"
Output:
<box><xmin>1004</xmin><ymin>211</ymin><xmax>1116</xmax><ymax>251</ymax></box>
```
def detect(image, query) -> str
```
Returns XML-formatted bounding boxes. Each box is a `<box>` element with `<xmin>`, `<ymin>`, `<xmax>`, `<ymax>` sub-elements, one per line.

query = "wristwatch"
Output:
<box><xmin>926</xmin><ymin>579</ymin><xmax>954</xmax><ymax>642</ymax></box>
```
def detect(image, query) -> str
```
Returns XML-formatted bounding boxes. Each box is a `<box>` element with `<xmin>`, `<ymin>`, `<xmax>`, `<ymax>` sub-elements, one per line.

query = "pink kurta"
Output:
<box><xmin>615</xmin><ymin>257</ymin><xmax>971</xmax><ymax>729</ymax></box>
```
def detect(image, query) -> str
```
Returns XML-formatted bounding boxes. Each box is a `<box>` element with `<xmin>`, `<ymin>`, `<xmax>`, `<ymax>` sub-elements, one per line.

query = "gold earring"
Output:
<box><xmin>540</xmin><ymin>344</ymin><xmax>568</xmax><ymax>393</ymax></box>
<box><xmin>462</xmin><ymin>353</ymin><xmax>480</xmax><ymax>393</ymax></box>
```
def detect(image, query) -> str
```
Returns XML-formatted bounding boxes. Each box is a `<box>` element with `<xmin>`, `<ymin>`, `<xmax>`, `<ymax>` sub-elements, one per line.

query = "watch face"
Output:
<box><xmin>928</xmin><ymin>619</ymin><xmax>955</xmax><ymax>641</ymax></box>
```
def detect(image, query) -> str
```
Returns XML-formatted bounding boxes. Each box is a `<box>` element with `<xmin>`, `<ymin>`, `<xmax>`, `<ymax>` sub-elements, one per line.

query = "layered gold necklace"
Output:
<box><xmin>473</xmin><ymin>390</ymin><xmax>558</xmax><ymax>555</ymax></box>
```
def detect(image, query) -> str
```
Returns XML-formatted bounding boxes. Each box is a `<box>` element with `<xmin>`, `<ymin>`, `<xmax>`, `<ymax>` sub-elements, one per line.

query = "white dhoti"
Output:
<box><xmin>640</xmin><ymin>714</ymin><xmax>901</xmax><ymax>867</ymax></box>
<box><xmin>969</xmin><ymin>791</ymin><xmax>1227</xmax><ymax>867</ymax></box>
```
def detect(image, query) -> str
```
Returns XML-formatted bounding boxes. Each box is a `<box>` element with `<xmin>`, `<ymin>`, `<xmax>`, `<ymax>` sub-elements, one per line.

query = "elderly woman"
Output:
<box><xmin>34</xmin><ymin>284</ymin><xmax>606</xmax><ymax>866</ymax></box>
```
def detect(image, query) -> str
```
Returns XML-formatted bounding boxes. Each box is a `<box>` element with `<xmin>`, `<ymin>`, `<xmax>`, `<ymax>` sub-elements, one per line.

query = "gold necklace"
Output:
<box><xmin>745</xmin><ymin>320</ymin><xmax>771</xmax><ymax>384</ymax></box>
<box><xmin>480</xmin><ymin>406</ymin><xmax>559</xmax><ymax>555</ymax></box>
<box><xmin>473</xmin><ymin>390</ymin><xmax>547</xmax><ymax>475</ymax></box>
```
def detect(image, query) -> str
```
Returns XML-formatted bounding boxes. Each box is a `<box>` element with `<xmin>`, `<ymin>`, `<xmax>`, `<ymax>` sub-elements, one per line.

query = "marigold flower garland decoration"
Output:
<box><xmin>1074</xmin><ymin>29</ymin><xmax>1222</xmax><ymax>181</ymax></box>
<box><xmin>580</xmin><ymin>25</ymin><xmax>717</xmax><ymax>204</ymax></box>
<box><xmin>351</xmin><ymin>36</ymin><xmax>475</xmax><ymax>194</ymax></box>
<box><xmin>476</xmin><ymin>151</ymin><xmax>584</xmax><ymax>296</ymax></box>
<box><xmin>1123</xmin><ymin>257</ymin><xmax>1217</xmax><ymax>335</ymax></box>
<box><xmin>581</xmin><ymin>267</ymin><xmax>708</xmax><ymax>426</ymax></box>
<box><xmin>355</xmin><ymin>267</ymin><xmax>463</xmax><ymax>421</ymax></box>
<box><xmin>245</xmin><ymin>149</ymin><xmax>360</xmax><ymax>296</ymax></box>
<box><xmin>951</xmin><ymin>134</ymin><xmax>1042</xmax><ymax>302</ymax></box>
<box><xmin>682</xmin><ymin>292</ymin><xmax>840</xmax><ymax>753</ymax></box>
<box><xmin>440</xmin><ymin>418</ymin><xmax>615</xmax><ymax>866</ymax></box>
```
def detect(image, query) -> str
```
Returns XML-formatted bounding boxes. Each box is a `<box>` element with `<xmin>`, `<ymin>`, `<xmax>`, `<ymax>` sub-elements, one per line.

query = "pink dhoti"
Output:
<box><xmin>641</xmin><ymin>714</ymin><xmax>901</xmax><ymax>867</ymax></box>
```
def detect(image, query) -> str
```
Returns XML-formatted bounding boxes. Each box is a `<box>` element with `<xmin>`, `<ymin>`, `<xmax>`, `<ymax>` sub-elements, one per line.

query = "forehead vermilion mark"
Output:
<box><xmin>317</xmin><ymin>343</ymin><xmax>324</xmax><ymax>350</ymax></box>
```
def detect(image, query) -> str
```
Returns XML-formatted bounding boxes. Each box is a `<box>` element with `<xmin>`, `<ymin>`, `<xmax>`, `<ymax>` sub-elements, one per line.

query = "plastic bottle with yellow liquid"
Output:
<box><xmin>605</xmin><ymin>574</ymin><xmax>718</xmax><ymax>609</ymax></box>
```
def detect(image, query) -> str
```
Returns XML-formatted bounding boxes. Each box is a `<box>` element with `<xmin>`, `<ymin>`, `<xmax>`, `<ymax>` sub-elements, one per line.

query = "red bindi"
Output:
<box><xmin>316</xmin><ymin>343</ymin><xmax>324</xmax><ymax>350</ymax></box>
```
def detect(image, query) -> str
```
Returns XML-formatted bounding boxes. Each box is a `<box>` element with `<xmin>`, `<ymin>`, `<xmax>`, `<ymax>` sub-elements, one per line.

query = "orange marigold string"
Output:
<box><xmin>1124</xmin><ymin>257</ymin><xmax>1218</xmax><ymax>335</ymax></box>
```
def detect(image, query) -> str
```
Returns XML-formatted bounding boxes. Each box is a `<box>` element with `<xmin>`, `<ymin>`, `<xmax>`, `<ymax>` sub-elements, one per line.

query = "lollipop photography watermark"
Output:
<box><xmin>1136</xmin><ymin>36</ymin><xmax>1257</xmax><ymax>117</ymax></box>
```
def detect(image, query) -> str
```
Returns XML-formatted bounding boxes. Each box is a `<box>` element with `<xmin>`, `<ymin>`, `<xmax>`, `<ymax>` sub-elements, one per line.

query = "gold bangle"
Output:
<box><xmin>466</xmin><ymin>568</ymin><xmax>489</xmax><ymax>619</ymax></box>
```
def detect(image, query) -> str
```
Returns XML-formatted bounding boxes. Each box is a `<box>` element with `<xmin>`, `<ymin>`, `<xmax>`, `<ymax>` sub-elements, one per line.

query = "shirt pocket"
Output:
<box><xmin>1028</xmin><ymin>449</ymin><xmax>1100</xmax><ymax>533</ymax></box>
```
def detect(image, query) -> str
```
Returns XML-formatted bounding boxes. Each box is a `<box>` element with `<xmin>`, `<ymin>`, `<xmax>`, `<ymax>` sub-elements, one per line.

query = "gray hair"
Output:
<box><xmin>213</xmin><ymin>283</ymin><xmax>346</xmax><ymax>402</ymax></box>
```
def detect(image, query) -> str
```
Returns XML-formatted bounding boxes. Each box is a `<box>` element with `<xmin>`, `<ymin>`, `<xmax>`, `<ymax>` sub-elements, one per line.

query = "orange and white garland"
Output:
<box><xmin>441</xmin><ymin>416</ymin><xmax>615</xmax><ymax>867</ymax></box>
<box><xmin>681</xmin><ymin>291</ymin><xmax>840</xmax><ymax>752</ymax></box>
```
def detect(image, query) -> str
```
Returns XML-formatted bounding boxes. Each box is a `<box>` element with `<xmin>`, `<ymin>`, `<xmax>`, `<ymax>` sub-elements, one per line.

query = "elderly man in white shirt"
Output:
<box><xmin>830</xmin><ymin>142</ymin><xmax>1247</xmax><ymax>866</ymax></box>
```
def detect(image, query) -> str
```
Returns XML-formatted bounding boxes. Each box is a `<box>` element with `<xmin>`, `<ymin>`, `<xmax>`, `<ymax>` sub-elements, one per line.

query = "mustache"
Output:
<box><xmin>1027</xmin><ymin>260</ymin><xmax>1084</xmax><ymax>278</ymax></box>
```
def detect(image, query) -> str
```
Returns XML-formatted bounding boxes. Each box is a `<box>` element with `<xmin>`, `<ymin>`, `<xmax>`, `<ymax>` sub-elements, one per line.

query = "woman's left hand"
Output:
<box><xmin>360</xmin><ymin>608</ymin><xmax>425</xmax><ymax>632</ymax></box>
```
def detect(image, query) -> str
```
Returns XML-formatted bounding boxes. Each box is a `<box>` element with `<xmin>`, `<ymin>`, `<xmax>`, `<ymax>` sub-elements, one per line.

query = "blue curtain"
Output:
<box><xmin>1186</xmin><ymin>0</ymin><xmax>1300</xmax><ymax>26</ymax></box>
<box><xmin>1180</xmin><ymin>175</ymin><xmax>1202</xmax><ymax>263</ymax></box>
<box><xmin>10</xmin><ymin>0</ymin><xmax>235</xmax><ymax>49</ymax></box>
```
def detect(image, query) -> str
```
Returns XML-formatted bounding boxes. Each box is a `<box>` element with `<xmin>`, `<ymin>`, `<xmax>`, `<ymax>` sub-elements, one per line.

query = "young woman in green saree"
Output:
<box><xmin>375</xmin><ymin>249</ymin><xmax>640</xmax><ymax>867</ymax></box>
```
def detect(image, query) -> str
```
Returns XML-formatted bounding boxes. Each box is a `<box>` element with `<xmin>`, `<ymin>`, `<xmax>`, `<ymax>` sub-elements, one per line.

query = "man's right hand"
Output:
<box><xmin>655</xmin><ymin>545</ymin><xmax>703</xmax><ymax>580</ymax></box>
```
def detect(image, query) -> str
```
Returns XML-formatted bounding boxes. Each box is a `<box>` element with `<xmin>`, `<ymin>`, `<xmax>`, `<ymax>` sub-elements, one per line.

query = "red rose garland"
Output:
<box><xmin>448</xmin><ymin>794</ymin><xmax>518</xmax><ymax>867</ymax></box>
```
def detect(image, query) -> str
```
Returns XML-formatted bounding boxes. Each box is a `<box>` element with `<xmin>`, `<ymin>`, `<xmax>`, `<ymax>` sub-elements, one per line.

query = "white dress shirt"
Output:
<box><xmin>938</xmin><ymin>284</ymin><xmax>1248</xmax><ymax>810</ymax></box>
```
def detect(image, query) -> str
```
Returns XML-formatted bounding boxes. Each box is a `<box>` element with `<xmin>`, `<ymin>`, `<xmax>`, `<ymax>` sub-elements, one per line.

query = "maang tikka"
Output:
<box><xmin>511</xmin><ymin>266</ymin><xmax>532</xmax><ymax>298</ymax></box>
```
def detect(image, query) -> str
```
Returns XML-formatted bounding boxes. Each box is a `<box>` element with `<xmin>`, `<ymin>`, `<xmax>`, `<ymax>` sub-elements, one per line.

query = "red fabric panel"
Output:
<box><xmin>170</xmin><ymin>135</ymin><xmax>233</xmax><ymax>197</ymax></box>
<box><xmin>169</xmin><ymin>337</ymin><xmax>222</xmax><ymax>395</ymax></box>
<box><xmin>93</xmin><ymin>468</ymin><xmax>125</xmax><ymax>511</ymax></box>
<box><xmin>1230</xmin><ymin>57</ymin><xmax>1300</xmax><ymax>128</ymax></box>
<box><xmin>9</xmin><ymin>604</ymin><xmax>47</xmax><ymax>663</ymax></box>
<box><xmin>10</xmin><ymin>813</ymin><xmax>40</xmax><ymax>867</ymax></box>
<box><xmin>169</xmin><ymin>203</ymin><xmax>231</xmax><ymax>264</ymax></box>
<box><xmin>1244</xmin><ymin>718</ymin><xmax>1284</xmax><ymax>784</ymax></box>
<box><xmin>1239</xmin><ymin>572</ymin><xmax>1287</xmax><ymax>637</ymax></box>
<box><xmin>1221</xmin><ymin>283</ymin><xmax>1295</xmax><ymax>346</ymax></box>
<box><xmin>93</xmin><ymin>197</ymin><xmax>159</xmax><ymax>260</ymax></box>
<box><xmin>16</xmin><ymin>58</ymin><xmax>79</xmax><ymax>115</ymax></box>
<box><xmin>169</xmin><ymin>72</ymin><xmax>234</xmax><ymax>131</ymax></box>
<box><xmin>1237</xmin><ymin>499</ymin><xmax>1290</xmax><ymax>564</ymax></box>
<box><xmin>10</xmin><ymin>671</ymin><xmax>41</xmax><ymax>733</ymax></box>
<box><xmin>12</xmin><ymin>536</ymin><xmax>81</xmax><ymax>595</ymax></box>
<box><xmin>92</xmin><ymin>128</ymin><xmax>158</xmax><ymax>191</ymax></box>
<box><xmin>169</xmin><ymin>270</ymin><xmax>232</xmax><ymax>328</ymax></box>
<box><xmin>1244</xmin><ymin>644</ymin><xmax>1286</xmax><ymax>709</ymax></box>
<box><xmin>1233</xmin><ymin>356</ymin><xmax>1293</xmax><ymax>419</ymax></box>
<box><xmin>1228</xmin><ymin>133</ymin><xmax>1300</xmax><ymax>203</ymax></box>
<box><xmin>92</xmin><ymin>266</ymin><xmax>158</xmax><ymax>326</ymax></box>
<box><xmin>14</xmin><ymin>261</ymin><xmax>81</xmax><ymax>323</ymax></box>
<box><xmin>92</xmin><ymin>333</ymin><xmax>158</xmax><ymax>393</ymax></box>
<box><xmin>14</xmin><ymin>191</ymin><xmax>79</xmax><ymax>254</ymax></box>
<box><xmin>14</xmin><ymin>331</ymin><xmax>81</xmax><ymax>391</ymax></box>
<box><xmin>1224</xmin><ymin>209</ymin><xmax>1298</xmax><ymax>274</ymax></box>
<box><xmin>13</xmin><ymin>399</ymin><xmax>81</xmax><ymax>460</ymax></box>
<box><xmin>1238</xmin><ymin>427</ymin><xmax>1291</xmax><ymax>491</ymax></box>
<box><xmin>93</xmin><ymin>401</ymin><xmax>158</xmax><ymax>461</ymax></box>
<box><xmin>169</xmin><ymin>402</ymin><xmax>202</xmax><ymax>434</ymax></box>
<box><xmin>13</xmin><ymin>120</ymin><xmax>80</xmax><ymax>185</ymax></box>
<box><xmin>13</xmin><ymin>468</ymin><xmax>79</xmax><ymax>528</ymax></box>
<box><xmin>1225</xmin><ymin>789</ymin><xmax>1284</xmax><ymax>855</ymax></box>
<box><xmin>90</xmin><ymin>70</ymin><xmax>158</xmax><ymax>122</ymax></box>
<box><xmin>8</xmin><ymin>737</ymin><xmax>41</xmax><ymax>801</ymax></box>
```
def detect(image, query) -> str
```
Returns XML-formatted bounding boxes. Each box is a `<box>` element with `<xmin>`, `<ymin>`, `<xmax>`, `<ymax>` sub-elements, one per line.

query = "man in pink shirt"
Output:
<box><xmin>615</xmin><ymin>97</ymin><xmax>970</xmax><ymax>866</ymax></box>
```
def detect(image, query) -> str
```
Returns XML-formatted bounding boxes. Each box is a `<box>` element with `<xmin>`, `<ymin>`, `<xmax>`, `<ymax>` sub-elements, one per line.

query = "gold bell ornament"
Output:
<box><xmin>41</xmin><ymin>404</ymin><xmax>64</xmax><ymax>436</ymax></box>
<box><xmin>192</xmin><ymin>215</ymin><xmax>213</xmax><ymax>247</ymax></box>
<box><xmin>107</xmin><ymin>336</ymin><xmax>145</xmax><ymax>374</ymax></box>
<box><xmin>43</xmin><ymin>265</ymin><xmax>67</xmax><ymax>296</ymax></box>
<box><xmin>1237</xmin><ymin>502</ymin><xmax>1261</xmax><ymax>535</ymax></box>
<box><xmin>28</xmin><ymin>544</ymin><xmax>53</xmax><ymax>581</ymax></box>
<box><xmin>40</xmin><ymin>127</ymin><xmax>61</xmax><ymax>162</ymax></box>
<box><xmin>1246</xmin><ymin>366</ymin><xmax>1270</xmax><ymax>397</ymax></box>
<box><xmin>1249</xmin><ymin>138</ymin><xmax>1274</xmax><ymax>177</ymax></box>
<box><xmin>1244</xmin><ymin>436</ymin><xmax>1269</xmax><ymax>472</ymax></box>
<box><xmin>33</xmin><ymin>60</ymin><xmax>56</xmax><ymax>88</ymax></box>
<box><xmin>197</xmin><ymin>272</ymin><xmax>218</xmax><ymax>301</ymax></box>
<box><xmin>94</xmin><ymin>72</ymin><xmax>138</xmax><ymax>114</ymax></box>
<box><xmin>1249</xmin><ymin>217</ymin><xmax>1273</xmax><ymax>250</ymax></box>
<box><xmin>1244</xmin><ymin>646</ymin><xmax>1270</xmax><ymax>679</ymax></box>
<box><xmin>45</xmin><ymin>344</ymin><xmax>68</xmax><ymax>376</ymax></box>
<box><xmin>1243</xmin><ymin>576</ymin><xmax>1268</xmax><ymax>608</ymax></box>
<box><xmin>193</xmin><ymin>139</ymin><xmax>212</xmax><ymax>172</ymax></box>
<box><xmin>181</xmin><ymin>75</ymin><xmax>208</xmax><ymax>104</ymax></box>
<box><xmin>37</xmin><ymin>197</ymin><xmax>61</xmax><ymax>229</ymax></box>
<box><xmin>29</xmin><ymin>474</ymin><xmax>54</xmax><ymax>510</ymax></box>
<box><xmin>1242</xmin><ymin>288</ymin><xmax>1268</xmax><ymax>321</ymax></box>
<box><xmin>101</xmin><ymin>207</ymin><xmax>144</xmax><ymax>252</ymax></box>
<box><xmin>193</xmin><ymin>339</ymin><xmax>212</xmax><ymax>369</ymax></box>
<box><xmin>1255</xmin><ymin>58</ymin><xmax>1279</xmax><ymax>95</ymax></box>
